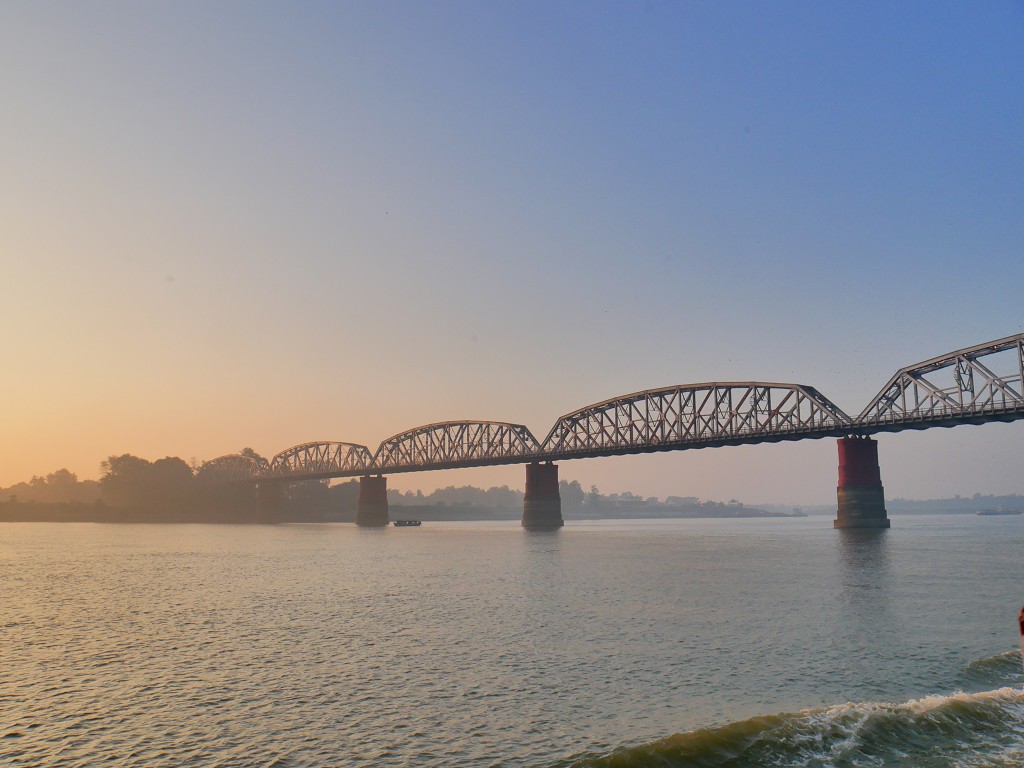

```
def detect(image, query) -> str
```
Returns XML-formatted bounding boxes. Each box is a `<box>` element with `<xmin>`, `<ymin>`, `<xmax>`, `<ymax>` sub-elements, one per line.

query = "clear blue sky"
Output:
<box><xmin>1</xmin><ymin>1</ymin><xmax>1021</xmax><ymax>503</ymax></box>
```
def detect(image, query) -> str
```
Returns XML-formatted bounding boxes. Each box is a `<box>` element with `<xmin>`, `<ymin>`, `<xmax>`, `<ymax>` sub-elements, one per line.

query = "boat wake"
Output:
<box><xmin>565</xmin><ymin>654</ymin><xmax>1024</xmax><ymax>768</ymax></box>
<box><xmin>962</xmin><ymin>650</ymin><xmax>1024</xmax><ymax>687</ymax></box>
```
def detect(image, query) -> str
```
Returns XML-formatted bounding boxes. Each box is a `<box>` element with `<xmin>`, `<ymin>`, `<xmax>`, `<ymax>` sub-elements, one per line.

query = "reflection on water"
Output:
<box><xmin>1</xmin><ymin>516</ymin><xmax>1021</xmax><ymax>768</ymax></box>
<box><xmin>832</xmin><ymin>527</ymin><xmax>909</xmax><ymax>697</ymax></box>
<box><xmin>836</xmin><ymin>527</ymin><xmax>892</xmax><ymax>605</ymax></box>
<box><xmin>523</xmin><ymin>527</ymin><xmax>564</xmax><ymax>538</ymax></box>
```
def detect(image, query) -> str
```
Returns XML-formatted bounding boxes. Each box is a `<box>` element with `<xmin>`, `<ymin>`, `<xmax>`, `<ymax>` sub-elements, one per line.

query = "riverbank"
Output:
<box><xmin>0</xmin><ymin>499</ymin><xmax>804</xmax><ymax>524</ymax></box>
<box><xmin>0</xmin><ymin>500</ymin><xmax>342</xmax><ymax>524</ymax></box>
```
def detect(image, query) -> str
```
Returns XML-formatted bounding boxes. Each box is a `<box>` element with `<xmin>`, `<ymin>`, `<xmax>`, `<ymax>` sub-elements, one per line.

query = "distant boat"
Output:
<box><xmin>976</xmin><ymin>508</ymin><xmax>1022</xmax><ymax>516</ymax></box>
<box><xmin>393</xmin><ymin>520</ymin><xmax>422</xmax><ymax>527</ymax></box>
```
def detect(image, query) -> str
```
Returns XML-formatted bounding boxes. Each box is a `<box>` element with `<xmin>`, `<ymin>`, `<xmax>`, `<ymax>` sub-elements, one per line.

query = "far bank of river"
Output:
<box><xmin>0</xmin><ymin>499</ymin><xmax>804</xmax><ymax>524</ymax></box>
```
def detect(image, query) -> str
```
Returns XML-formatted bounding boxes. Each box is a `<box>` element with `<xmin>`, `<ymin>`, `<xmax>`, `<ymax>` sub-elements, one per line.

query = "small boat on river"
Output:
<box><xmin>393</xmin><ymin>520</ymin><xmax>422</xmax><ymax>527</ymax></box>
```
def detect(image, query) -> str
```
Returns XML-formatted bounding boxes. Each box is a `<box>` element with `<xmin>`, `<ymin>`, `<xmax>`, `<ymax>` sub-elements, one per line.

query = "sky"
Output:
<box><xmin>1</xmin><ymin>1</ymin><xmax>1022</xmax><ymax>504</ymax></box>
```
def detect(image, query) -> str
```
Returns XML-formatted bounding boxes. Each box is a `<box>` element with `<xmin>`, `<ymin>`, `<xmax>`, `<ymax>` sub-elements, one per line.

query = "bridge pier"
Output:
<box><xmin>357</xmin><ymin>475</ymin><xmax>389</xmax><ymax>527</ymax></box>
<box><xmin>522</xmin><ymin>462</ymin><xmax>563</xmax><ymax>529</ymax></box>
<box><xmin>255</xmin><ymin>481</ymin><xmax>285</xmax><ymax>522</ymax></box>
<box><xmin>834</xmin><ymin>436</ymin><xmax>890</xmax><ymax>529</ymax></box>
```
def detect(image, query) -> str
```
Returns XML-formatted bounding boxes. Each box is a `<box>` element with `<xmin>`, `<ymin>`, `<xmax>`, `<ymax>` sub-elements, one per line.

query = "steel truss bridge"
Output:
<box><xmin>197</xmin><ymin>333</ymin><xmax>1024</xmax><ymax>484</ymax></box>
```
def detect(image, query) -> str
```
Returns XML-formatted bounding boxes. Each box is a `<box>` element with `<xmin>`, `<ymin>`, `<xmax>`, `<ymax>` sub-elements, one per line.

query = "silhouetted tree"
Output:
<box><xmin>99</xmin><ymin>454</ymin><xmax>154</xmax><ymax>508</ymax></box>
<box><xmin>0</xmin><ymin>468</ymin><xmax>100</xmax><ymax>503</ymax></box>
<box><xmin>150</xmin><ymin>457</ymin><xmax>194</xmax><ymax>508</ymax></box>
<box><xmin>287</xmin><ymin>479</ymin><xmax>332</xmax><ymax>518</ymax></box>
<box><xmin>328</xmin><ymin>480</ymin><xmax>360</xmax><ymax>516</ymax></box>
<box><xmin>484</xmin><ymin>485</ymin><xmax>520</xmax><ymax>507</ymax></box>
<box><xmin>560</xmin><ymin>480</ymin><xmax>585</xmax><ymax>510</ymax></box>
<box><xmin>239</xmin><ymin>447</ymin><xmax>268</xmax><ymax>464</ymax></box>
<box><xmin>99</xmin><ymin>454</ymin><xmax>194</xmax><ymax>511</ymax></box>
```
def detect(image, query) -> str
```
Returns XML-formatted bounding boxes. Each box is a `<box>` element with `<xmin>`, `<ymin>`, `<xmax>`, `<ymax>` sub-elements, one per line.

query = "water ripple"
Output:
<box><xmin>1</xmin><ymin>517</ymin><xmax>1022</xmax><ymax>767</ymax></box>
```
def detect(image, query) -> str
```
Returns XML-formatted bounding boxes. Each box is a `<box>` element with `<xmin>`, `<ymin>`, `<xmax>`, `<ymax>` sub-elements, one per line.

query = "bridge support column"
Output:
<box><xmin>255</xmin><ymin>481</ymin><xmax>285</xmax><ymax>522</ymax></box>
<box><xmin>522</xmin><ymin>462</ymin><xmax>563</xmax><ymax>529</ymax></box>
<box><xmin>834</xmin><ymin>436</ymin><xmax>890</xmax><ymax>529</ymax></box>
<box><xmin>357</xmin><ymin>475</ymin><xmax>389</xmax><ymax>527</ymax></box>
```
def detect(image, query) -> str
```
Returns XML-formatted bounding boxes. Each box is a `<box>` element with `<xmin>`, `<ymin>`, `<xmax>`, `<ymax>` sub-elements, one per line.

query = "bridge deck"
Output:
<box><xmin>197</xmin><ymin>333</ymin><xmax>1024</xmax><ymax>483</ymax></box>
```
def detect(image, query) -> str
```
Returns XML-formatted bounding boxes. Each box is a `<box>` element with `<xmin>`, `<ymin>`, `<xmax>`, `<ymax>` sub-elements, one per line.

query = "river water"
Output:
<box><xmin>2</xmin><ymin>515</ymin><xmax>1023</xmax><ymax>767</ymax></box>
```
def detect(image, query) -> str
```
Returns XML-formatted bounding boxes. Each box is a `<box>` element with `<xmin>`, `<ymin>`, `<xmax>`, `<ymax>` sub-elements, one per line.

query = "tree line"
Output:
<box><xmin>1</xmin><ymin>451</ymin><xmax>760</xmax><ymax>522</ymax></box>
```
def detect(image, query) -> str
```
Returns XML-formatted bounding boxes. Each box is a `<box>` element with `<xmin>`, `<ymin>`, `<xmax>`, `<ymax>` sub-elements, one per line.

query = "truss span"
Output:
<box><xmin>197</xmin><ymin>454</ymin><xmax>269</xmax><ymax>483</ymax></box>
<box><xmin>374</xmin><ymin>421</ymin><xmax>542</xmax><ymax>472</ymax></box>
<box><xmin>541</xmin><ymin>382</ymin><xmax>852</xmax><ymax>459</ymax></box>
<box><xmin>270</xmin><ymin>441</ymin><xmax>374</xmax><ymax>479</ymax></box>
<box><xmin>857</xmin><ymin>333</ymin><xmax>1024</xmax><ymax>431</ymax></box>
<box><xmin>195</xmin><ymin>333</ymin><xmax>1024</xmax><ymax>485</ymax></box>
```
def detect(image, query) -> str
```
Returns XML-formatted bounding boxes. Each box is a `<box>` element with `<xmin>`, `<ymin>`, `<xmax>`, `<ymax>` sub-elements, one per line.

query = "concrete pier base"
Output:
<box><xmin>522</xmin><ymin>462</ymin><xmax>563</xmax><ymax>529</ymax></box>
<box><xmin>357</xmin><ymin>475</ymin><xmax>389</xmax><ymax>527</ymax></box>
<box><xmin>255</xmin><ymin>481</ymin><xmax>285</xmax><ymax>522</ymax></box>
<box><xmin>834</xmin><ymin>436</ymin><xmax>890</xmax><ymax>529</ymax></box>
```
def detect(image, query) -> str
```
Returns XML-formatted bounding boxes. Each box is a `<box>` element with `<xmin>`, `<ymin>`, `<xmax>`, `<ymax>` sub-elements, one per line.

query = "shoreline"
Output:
<box><xmin>0</xmin><ymin>500</ymin><xmax>804</xmax><ymax>524</ymax></box>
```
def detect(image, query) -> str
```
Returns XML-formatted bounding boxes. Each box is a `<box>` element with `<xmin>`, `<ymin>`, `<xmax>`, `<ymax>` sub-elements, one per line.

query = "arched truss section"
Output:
<box><xmin>541</xmin><ymin>382</ymin><xmax>852</xmax><ymax>457</ymax></box>
<box><xmin>197</xmin><ymin>454</ymin><xmax>268</xmax><ymax>483</ymax></box>
<box><xmin>374</xmin><ymin>421</ymin><xmax>542</xmax><ymax>471</ymax></box>
<box><xmin>270</xmin><ymin>441</ymin><xmax>374</xmax><ymax>478</ymax></box>
<box><xmin>857</xmin><ymin>333</ymin><xmax>1024</xmax><ymax>428</ymax></box>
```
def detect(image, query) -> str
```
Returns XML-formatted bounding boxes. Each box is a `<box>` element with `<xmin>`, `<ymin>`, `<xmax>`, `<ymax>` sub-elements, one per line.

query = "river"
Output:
<box><xmin>2</xmin><ymin>515</ymin><xmax>1022</xmax><ymax>767</ymax></box>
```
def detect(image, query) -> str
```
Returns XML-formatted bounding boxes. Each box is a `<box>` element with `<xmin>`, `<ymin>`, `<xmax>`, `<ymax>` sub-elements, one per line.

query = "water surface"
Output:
<box><xmin>2</xmin><ymin>515</ymin><xmax>1022</xmax><ymax>766</ymax></box>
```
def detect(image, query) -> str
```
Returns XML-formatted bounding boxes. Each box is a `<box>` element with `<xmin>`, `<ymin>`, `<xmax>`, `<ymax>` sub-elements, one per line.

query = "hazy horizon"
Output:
<box><xmin>2</xmin><ymin>2</ymin><xmax>1022</xmax><ymax>505</ymax></box>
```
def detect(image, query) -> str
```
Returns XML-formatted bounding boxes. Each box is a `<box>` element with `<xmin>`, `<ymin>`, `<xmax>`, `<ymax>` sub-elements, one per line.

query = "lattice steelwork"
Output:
<box><xmin>857</xmin><ymin>333</ymin><xmax>1024</xmax><ymax>430</ymax></box>
<box><xmin>196</xmin><ymin>334</ymin><xmax>1024</xmax><ymax>484</ymax></box>
<box><xmin>270</xmin><ymin>441</ymin><xmax>374</xmax><ymax>478</ymax></box>
<box><xmin>197</xmin><ymin>454</ymin><xmax>269</xmax><ymax>483</ymax></box>
<box><xmin>374</xmin><ymin>421</ymin><xmax>542</xmax><ymax>472</ymax></box>
<box><xmin>541</xmin><ymin>382</ymin><xmax>852</xmax><ymax>458</ymax></box>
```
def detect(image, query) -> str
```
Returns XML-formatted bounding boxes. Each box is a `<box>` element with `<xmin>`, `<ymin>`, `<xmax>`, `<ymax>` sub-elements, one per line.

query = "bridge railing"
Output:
<box><xmin>373</xmin><ymin>420</ymin><xmax>543</xmax><ymax>471</ymax></box>
<box><xmin>196</xmin><ymin>334</ymin><xmax>1024</xmax><ymax>483</ymax></box>
<box><xmin>269</xmin><ymin>441</ymin><xmax>374</xmax><ymax>478</ymax></box>
<box><xmin>857</xmin><ymin>334</ymin><xmax>1024</xmax><ymax>426</ymax></box>
<box><xmin>540</xmin><ymin>382</ymin><xmax>853</xmax><ymax>457</ymax></box>
<box><xmin>856</xmin><ymin>400</ymin><xmax>1024</xmax><ymax>429</ymax></box>
<box><xmin>196</xmin><ymin>454</ymin><xmax>269</xmax><ymax>483</ymax></box>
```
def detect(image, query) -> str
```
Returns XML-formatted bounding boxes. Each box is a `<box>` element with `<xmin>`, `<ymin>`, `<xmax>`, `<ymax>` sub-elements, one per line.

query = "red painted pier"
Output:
<box><xmin>194</xmin><ymin>334</ymin><xmax>1024</xmax><ymax>531</ymax></box>
<box><xmin>833</xmin><ymin>436</ymin><xmax>889</xmax><ymax>529</ymax></box>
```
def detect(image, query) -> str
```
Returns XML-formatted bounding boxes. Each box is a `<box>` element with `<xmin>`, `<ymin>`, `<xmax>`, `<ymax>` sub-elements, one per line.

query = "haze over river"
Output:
<box><xmin>3</xmin><ymin>515</ymin><xmax>1023</xmax><ymax>767</ymax></box>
